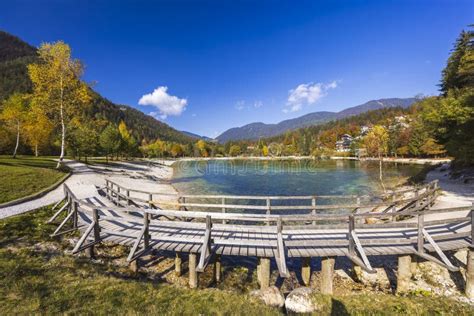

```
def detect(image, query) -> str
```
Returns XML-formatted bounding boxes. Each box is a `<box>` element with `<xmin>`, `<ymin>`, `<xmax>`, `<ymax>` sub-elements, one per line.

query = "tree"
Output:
<box><xmin>363</xmin><ymin>125</ymin><xmax>389</xmax><ymax>192</ymax></box>
<box><xmin>440</xmin><ymin>29</ymin><xmax>473</xmax><ymax>94</ymax></box>
<box><xmin>262</xmin><ymin>145</ymin><xmax>269</xmax><ymax>157</ymax></box>
<box><xmin>100</xmin><ymin>124</ymin><xmax>121</xmax><ymax>163</ymax></box>
<box><xmin>24</xmin><ymin>101</ymin><xmax>53</xmax><ymax>156</ymax></box>
<box><xmin>0</xmin><ymin>93</ymin><xmax>28</xmax><ymax>158</ymax></box>
<box><xmin>229</xmin><ymin>145</ymin><xmax>241</xmax><ymax>157</ymax></box>
<box><xmin>196</xmin><ymin>140</ymin><xmax>209</xmax><ymax>157</ymax></box>
<box><xmin>421</xmin><ymin>138</ymin><xmax>446</xmax><ymax>158</ymax></box>
<box><xmin>170</xmin><ymin>143</ymin><xmax>184</xmax><ymax>157</ymax></box>
<box><xmin>28</xmin><ymin>41</ymin><xmax>90</xmax><ymax>167</ymax></box>
<box><xmin>74</xmin><ymin>122</ymin><xmax>99</xmax><ymax>163</ymax></box>
<box><xmin>407</xmin><ymin>120</ymin><xmax>430</xmax><ymax>157</ymax></box>
<box><xmin>118</xmin><ymin>120</ymin><xmax>138</xmax><ymax>158</ymax></box>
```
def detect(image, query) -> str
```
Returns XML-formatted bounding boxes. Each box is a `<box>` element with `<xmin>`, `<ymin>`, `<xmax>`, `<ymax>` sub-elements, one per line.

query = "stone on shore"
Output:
<box><xmin>250</xmin><ymin>286</ymin><xmax>285</xmax><ymax>308</ymax></box>
<box><xmin>285</xmin><ymin>287</ymin><xmax>318</xmax><ymax>313</ymax></box>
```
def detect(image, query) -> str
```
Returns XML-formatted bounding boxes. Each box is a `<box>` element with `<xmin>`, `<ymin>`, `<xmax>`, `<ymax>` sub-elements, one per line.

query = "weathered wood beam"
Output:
<box><xmin>466</xmin><ymin>249</ymin><xmax>474</xmax><ymax>299</ymax></box>
<box><xmin>422</xmin><ymin>228</ymin><xmax>459</xmax><ymax>272</ymax></box>
<box><xmin>189</xmin><ymin>253</ymin><xmax>198</xmax><ymax>289</ymax></box>
<box><xmin>321</xmin><ymin>257</ymin><xmax>335</xmax><ymax>295</ymax></box>
<box><xmin>396</xmin><ymin>255</ymin><xmax>411</xmax><ymax>293</ymax></box>
<box><xmin>301</xmin><ymin>257</ymin><xmax>311</xmax><ymax>286</ymax></box>
<box><xmin>175</xmin><ymin>252</ymin><xmax>182</xmax><ymax>276</ymax></box>
<box><xmin>258</xmin><ymin>258</ymin><xmax>271</xmax><ymax>290</ymax></box>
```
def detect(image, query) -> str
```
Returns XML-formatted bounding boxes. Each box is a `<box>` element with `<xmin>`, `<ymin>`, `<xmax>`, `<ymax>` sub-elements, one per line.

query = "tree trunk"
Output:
<box><xmin>35</xmin><ymin>144</ymin><xmax>38</xmax><ymax>157</ymax></box>
<box><xmin>12</xmin><ymin>120</ymin><xmax>20</xmax><ymax>158</ymax></box>
<box><xmin>57</xmin><ymin>78</ymin><xmax>65</xmax><ymax>169</ymax></box>
<box><xmin>379</xmin><ymin>153</ymin><xmax>386</xmax><ymax>193</ymax></box>
<box><xmin>106</xmin><ymin>154</ymin><xmax>108</xmax><ymax>164</ymax></box>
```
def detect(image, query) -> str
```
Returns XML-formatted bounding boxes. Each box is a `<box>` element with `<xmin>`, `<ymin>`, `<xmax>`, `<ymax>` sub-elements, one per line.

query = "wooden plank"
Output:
<box><xmin>422</xmin><ymin>228</ymin><xmax>459</xmax><ymax>271</ymax></box>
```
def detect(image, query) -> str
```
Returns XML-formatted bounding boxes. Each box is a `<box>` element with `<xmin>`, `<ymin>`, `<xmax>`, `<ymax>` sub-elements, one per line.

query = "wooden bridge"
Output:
<box><xmin>48</xmin><ymin>179</ymin><xmax>474</xmax><ymax>296</ymax></box>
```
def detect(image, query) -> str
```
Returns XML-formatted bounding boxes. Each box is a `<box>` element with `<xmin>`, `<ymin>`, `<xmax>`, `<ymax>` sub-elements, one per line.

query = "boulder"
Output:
<box><xmin>285</xmin><ymin>287</ymin><xmax>317</xmax><ymax>313</ymax></box>
<box><xmin>250</xmin><ymin>286</ymin><xmax>285</xmax><ymax>308</ymax></box>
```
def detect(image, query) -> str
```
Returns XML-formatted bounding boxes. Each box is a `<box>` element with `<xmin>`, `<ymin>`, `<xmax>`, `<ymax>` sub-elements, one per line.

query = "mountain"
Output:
<box><xmin>0</xmin><ymin>30</ymin><xmax>193</xmax><ymax>144</ymax></box>
<box><xmin>216</xmin><ymin>98</ymin><xmax>417</xmax><ymax>142</ymax></box>
<box><xmin>181</xmin><ymin>131</ymin><xmax>214</xmax><ymax>141</ymax></box>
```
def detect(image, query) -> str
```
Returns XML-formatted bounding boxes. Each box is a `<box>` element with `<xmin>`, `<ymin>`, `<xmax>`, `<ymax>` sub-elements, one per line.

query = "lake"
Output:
<box><xmin>171</xmin><ymin>159</ymin><xmax>423</xmax><ymax>197</ymax></box>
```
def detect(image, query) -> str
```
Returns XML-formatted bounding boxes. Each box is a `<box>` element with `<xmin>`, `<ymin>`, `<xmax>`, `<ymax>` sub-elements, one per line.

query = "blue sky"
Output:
<box><xmin>1</xmin><ymin>0</ymin><xmax>472</xmax><ymax>138</ymax></box>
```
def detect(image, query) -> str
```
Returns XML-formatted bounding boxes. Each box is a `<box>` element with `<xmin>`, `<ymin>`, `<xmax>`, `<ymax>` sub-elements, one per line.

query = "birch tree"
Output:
<box><xmin>24</xmin><ymin>101</ymin><xmax>53</xmax><ymax>156</ymax></box>
<box><xmin>0</xmin><ymin>93</ymin><xmax>28</xmax><ymax>158</ymax></box>
<box><xmin>363</xmin><ymin>125</ymin><xmax>389</xmax><ymax>193</ymax></box>
<box><xmin>28</xmin><ymin>41</ymin><xmax>90</xmax><ymax>168</ymax></box>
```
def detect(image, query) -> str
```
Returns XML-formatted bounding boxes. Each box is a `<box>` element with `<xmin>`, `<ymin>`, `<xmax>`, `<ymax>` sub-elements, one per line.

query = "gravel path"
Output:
<box><xmin>0</xmin><ymin>159</ymin><xmax>177</xmax><ymax>219</ymax></box>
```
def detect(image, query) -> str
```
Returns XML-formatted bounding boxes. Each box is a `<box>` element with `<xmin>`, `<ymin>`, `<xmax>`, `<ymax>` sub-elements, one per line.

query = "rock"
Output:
<box><xmin>285</xmin><ymin>287</ymin><xmax>317</xmax><ymax>313</ymax></box>
<box><xmin>365</xmin><ymin>217</ymin><xmax>382</xmax><ymax>224</ymax></box>
<box><xmin>250</xmin><ymin>286</ymin><xmax>285</xmax><ymax>308</ymax></box>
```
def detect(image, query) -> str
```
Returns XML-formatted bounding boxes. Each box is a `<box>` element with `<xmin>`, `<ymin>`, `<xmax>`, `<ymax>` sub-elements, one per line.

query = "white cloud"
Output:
<box><xmin>138</xmin><ymin>86</ymin><xmax>187</xmax><ymax>119</ymax></box>
<box><xmin>284</xmin><ymin>81</ymin><xmax>338</xmax><ymax>113</ymax></box>
<box><xmin>254</xmin><ymin>100</ymin><xmax>263</xmax><ymax>108</ymax></box>
<box><xmin>235</xmin><ymin>100</ymin><xmax>246</xmax><ymax>111</ymax></box>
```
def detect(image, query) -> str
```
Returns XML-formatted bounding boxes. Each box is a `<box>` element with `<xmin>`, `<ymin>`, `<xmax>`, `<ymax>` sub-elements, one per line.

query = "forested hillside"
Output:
<box><xmin>216</xmin><ymin>98</ymin><xmax>417</xmax><ymax>142</ymax></box>
<box><xmin>0</xmin><ymin>30</ymin><xmax>192</xmax><ymax>158</ymax></box>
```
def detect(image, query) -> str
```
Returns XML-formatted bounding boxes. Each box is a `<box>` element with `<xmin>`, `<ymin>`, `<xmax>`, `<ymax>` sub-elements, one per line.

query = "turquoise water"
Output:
<box><xmin>171</xmin><ymin>159</ymin><xmax>423</xmax><ymax>197</ymax></box>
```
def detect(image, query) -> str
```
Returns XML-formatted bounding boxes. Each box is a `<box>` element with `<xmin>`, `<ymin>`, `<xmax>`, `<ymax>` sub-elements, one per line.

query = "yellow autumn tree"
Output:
<box><xmin>24</xmin><ymin>101</ymin><xmax>53</xmax><ymax>156</ymax></box>
<box><xmin>28</xmin><ymin>41</ymin><xmax>90</xmax><ymax>167</ymax></box>
<box><xmin>196</xmin><ymin>140</ymin><xmax>209</xmax><ymax>157</ymax></box>
<box><xmin>363</xmin><ymin>125</ymin><xmax>389</xmax><ymax>192</ymax></box>
<box><xmin>0</xmin><ymin>93</ymin><xmax>29</xmax><ymax>158</ymax></box>
<box><xmin>262</xmin><ymin>145</ymin><xmax>269</xmax><ymax>157</ymax></box>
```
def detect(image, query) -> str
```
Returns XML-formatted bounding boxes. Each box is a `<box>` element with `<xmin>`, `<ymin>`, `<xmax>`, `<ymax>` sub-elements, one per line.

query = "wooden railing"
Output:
<box><xmin>51</xmin><ymin>181</ymin><xmax>472</xmax><ymax>277</ymax></box>
<box><xmin>104</xmin><ymin>179</ymin><xmax>439</xmax><ymax>220</ymax></box>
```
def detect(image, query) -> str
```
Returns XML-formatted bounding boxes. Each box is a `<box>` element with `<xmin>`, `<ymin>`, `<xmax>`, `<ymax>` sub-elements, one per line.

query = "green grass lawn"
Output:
<box><xmin>0</xmin><ymin>206</ymin><xmax>472</xmax><ymax>315</ymax></box>
<box><xmin>0</xmin><ymin>156</ymin><xmax>69</xmax><ymax>204</ymax></box>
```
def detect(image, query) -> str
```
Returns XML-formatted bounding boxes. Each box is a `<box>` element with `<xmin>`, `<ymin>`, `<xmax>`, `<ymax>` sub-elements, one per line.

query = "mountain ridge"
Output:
<box><xmin>216</xmin><ymin>98</ymin><xmax>417</xmax><ymax>142</ymax></box>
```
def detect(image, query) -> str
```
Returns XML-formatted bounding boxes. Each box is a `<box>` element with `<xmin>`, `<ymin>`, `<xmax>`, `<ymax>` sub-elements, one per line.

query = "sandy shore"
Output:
<box><xmin>331</xmin><ymin>156</ymin><xmax>452</xmax><ymax>165</ymax></box>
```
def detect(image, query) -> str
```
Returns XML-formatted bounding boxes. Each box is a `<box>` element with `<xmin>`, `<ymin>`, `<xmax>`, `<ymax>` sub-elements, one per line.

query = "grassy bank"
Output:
<box><xmin>0</xmin><ymin>156</ymin><xmax>69</xmax><ymax>204</ymax></box>
<box><xmin>0</xmin><ymin>206</ymin><xmax>276</xmax><ymax>315</ymax></box>
<box><xmin>0</xmin><ymin>206</ymin><xmax>472</xmax><ymax>315</ymax></box>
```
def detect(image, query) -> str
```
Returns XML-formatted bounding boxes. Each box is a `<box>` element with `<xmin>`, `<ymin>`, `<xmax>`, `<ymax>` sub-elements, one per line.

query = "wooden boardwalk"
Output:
<box><xmin>49</xmin><ymin>179</ymin><xmax>474</xmax><ymax>293</ymax></box>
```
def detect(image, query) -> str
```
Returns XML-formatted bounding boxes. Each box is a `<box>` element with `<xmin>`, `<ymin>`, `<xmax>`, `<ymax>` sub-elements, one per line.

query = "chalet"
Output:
<box><xmin>335</xmin><ymin>134</ymin><xmax>353</xmax><ymax>152</ymax></box>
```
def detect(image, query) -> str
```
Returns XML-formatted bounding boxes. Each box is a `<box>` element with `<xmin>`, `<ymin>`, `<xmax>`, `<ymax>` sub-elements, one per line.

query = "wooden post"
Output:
<box><xmin>117</xmin><ymin>187</ymin><xmax>121</xmax><ymax>203</ymax></box>
<box><xmin>348</xmin><ymin>214</ymin><xmax>355</xmax><ymax>256</ymax></box>
<box><xmin>311</xmin><ymin>197</ymin><xmax>316</xmax><ymax>226</ymax></box>
<box><xmin>321</xmin><ymin>257</ymin><xmax>335</xmax><ymax>295</ymax></box>
<box><xmin>175</xmin><ymin>252</ymin><xmax>182</xmax><ymax>276</ymax></box>
<box><xmin>130</xmin><ymin>259</ymin><xmax>139</xmax><ymax>273</ymax></box>
<box><xmin>126</xmin><ymin>190</ymin><xmax>130</xmax><ymax>205</ymax></box>
<box><xmin>143</xmin><ymin>213</ymin><xmax>150</xmax><ymax>248</ymax></box>
<box><xmin>466</xmin><ymin>249</ymin><xmax>474</xmax><ymax>299</ymax></box>
<box><xmin>266</xmin><ymin>198</ymin><xmax>271</xmax><ymax>226</ymax></box>
<box><xmin>93</xmin><ymin>209</ymin><xmax>100</xmax><ymax>242</ymax></box>
<box><xmin>189</xmin><ymin>253</ymin><xmax>198</xmax><ymax>289</ymax></box>
<box><xmin>410</xmin><ymin>254</ymin><xmax>418</xmax><ymax>275</ymax></box>
<box><xmin>471</xmin><ymin>206</ymin><xmax>474</xmax><ymax>249</ymax></box>
<box><xmin>222</xmin><ymin>197</ymin><xmax>226</xmax><ymax>224</ymax></box>
<box><xmin>148</xmin><ymin>193</ymin><xmax>153</xmax><ymax>209</ymax></box>
<box><xmin>86</xmin><ymin>208</ymin><xmax>101</xmax><ymax>259</ymax></box>
<box><xmin>85</xmin><ymin>246</ymin><xmax>95</xmax><ymax>259</ymax></box>
<box><xmin>105</xmin><ymin>180</ymin><xmax>109</xmax><ymax>197</ymax></box>
<box><xmin>214</xmin><ymin>255</ymin><xmax>222</xmax><ymax>283</ymax></box>
<box><xmin>258</xmin><ymin>258</ymin><xmax>271</xmax><ymax>289</ymax></box>
<box><xmin>72</xmin><ymin>201</ymin><xmax>78</xmax><ymax>229</ymax></box>
<box><xmin>415</xmin><ymin>190</ymin><xmax>420</xmax><ymax>209</ymax></box>
<box><xmin>301</xmin><ymin>257</ymin><xmax>311</xmax><ymax>286</ymax></box>
<box><xmin>397</xmin><ymin>255</ymin><xmax>412</xmax><ymax>293</ymax></box>
<box><xmin>417</xmin><ymin>213</ymin><xmax>424</xmax><ymax>254</ymax></box>
<box><xmin>467</xmin><ymin>207</ymin><xmax>474</xmax><ymax>299</ymax></box>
